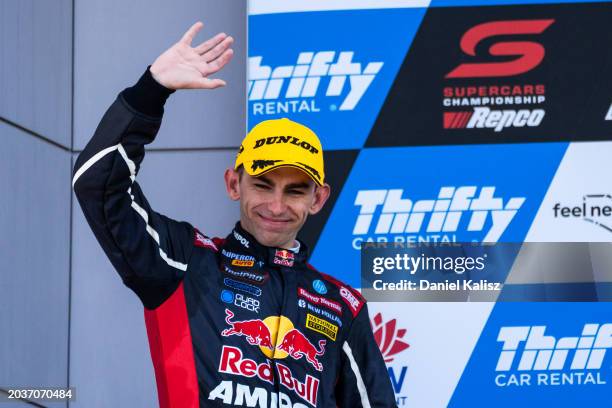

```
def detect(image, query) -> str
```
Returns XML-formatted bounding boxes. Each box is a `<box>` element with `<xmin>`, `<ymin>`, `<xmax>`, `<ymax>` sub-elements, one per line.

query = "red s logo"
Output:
<box><xmin>446</xmin><ymin>19</ymin><xmax>555</xmax><ymax>78</ymax></box>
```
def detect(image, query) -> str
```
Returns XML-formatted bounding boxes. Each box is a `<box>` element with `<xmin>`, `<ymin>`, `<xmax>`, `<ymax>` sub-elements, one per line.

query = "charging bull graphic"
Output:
<box><xmin>221</xmin><ymin>309</ymin><xmax>274</xmax><ymax>350</ymax></box>
<box><xmin>221</xmin><ymin>309</ymin><xmax>326</xmax><ymax>371</ymax></box>
<box><xmin>277</xmin><ymin>329</ymin><xmax>326</xmax><ymax>371</ymax></box>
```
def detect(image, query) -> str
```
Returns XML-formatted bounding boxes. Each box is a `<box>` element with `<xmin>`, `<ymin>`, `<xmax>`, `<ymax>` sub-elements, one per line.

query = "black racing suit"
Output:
<box><xmin>72</xmin><ymin>68</ymin><xmax>397</xmax><ymax>408</ymax></box>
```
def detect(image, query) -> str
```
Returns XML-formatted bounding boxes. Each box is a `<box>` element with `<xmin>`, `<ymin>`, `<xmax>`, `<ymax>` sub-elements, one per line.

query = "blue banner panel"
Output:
<box><xmin>450</xmin><ymin>302</ymin><xmax>612</xmax><ymax>406</ymax></box>
<box><xmin>248</xmin><ymin>8</ymin><xmax>425</xmax><ymax>150</ymax></box>
<box><xmin>311</xmin><ymin>142</ymin><xmax>567</xmax><ymax>287</ymax></box>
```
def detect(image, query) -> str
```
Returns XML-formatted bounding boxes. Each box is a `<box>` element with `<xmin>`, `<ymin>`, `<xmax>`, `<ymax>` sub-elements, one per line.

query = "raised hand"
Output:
<box><xmin>150</xmin><ymin>21</ymin><xmax>234</xmax><ymax>90</ymax></box>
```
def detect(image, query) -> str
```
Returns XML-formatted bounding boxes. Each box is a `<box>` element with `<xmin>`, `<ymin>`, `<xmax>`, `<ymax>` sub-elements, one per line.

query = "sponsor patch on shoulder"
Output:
<box><xmin>194</xmin><ymin>229</ymin><xmax>218</xmax><ymax>250</ymax></box>
<box><xmin>317</xmin><ymin>272</ymin><xmax>365</xmax><ymax>318</ymax></box>
<box><xmin>338</xmin><ymin>286</ymin><xmax>364</xmax><ymax>317</ymax></box>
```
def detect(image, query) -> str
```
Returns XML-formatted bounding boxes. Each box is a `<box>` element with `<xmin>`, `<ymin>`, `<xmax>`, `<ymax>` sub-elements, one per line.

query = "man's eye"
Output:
<box><xmin>288</xmin><ymin>190</ymin><xmax>305</xmax><ymax>195</ymax></box>
<box><xmin>254</xmin><ymin>184</ymin><xmax>270</xmax><ymax>189</ymax></box>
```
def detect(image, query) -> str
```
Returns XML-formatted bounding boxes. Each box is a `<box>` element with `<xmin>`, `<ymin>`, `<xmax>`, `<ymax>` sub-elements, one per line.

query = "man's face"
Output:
<box><xmin>224</xmin><ymin>166</ymin><xmax>330</xmax><ymax>248</ymax></box>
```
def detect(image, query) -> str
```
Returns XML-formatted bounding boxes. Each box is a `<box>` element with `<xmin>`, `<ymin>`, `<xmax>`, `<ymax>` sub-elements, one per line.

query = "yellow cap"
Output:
<box><xmin>235</xmin><ymin>118</ymin><xmax>325</xmax><ymax>186</ymax></box>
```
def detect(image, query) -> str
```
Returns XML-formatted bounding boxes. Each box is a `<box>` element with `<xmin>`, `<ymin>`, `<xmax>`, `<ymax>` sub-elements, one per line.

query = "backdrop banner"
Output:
<box><xmin>249</xmin><ymin>1</ymin><xmax>612</xmax><ymax>406</ymax></box>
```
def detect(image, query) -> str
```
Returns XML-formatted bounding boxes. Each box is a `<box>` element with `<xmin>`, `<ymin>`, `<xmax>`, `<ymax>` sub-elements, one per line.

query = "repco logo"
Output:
<box><xmin>445</xmin><ymin>107</ymin><xmax>545</xmax><ymax>131</ymax></box>
<box><xmin>254</xmin><ymin>136</ymin><xmax>319</xmax><ymax>154</ymax></box>
<box><xmin>446</xmin><ymin>19</ymin><xmax>555</xmax><ymax>78</ymax></box>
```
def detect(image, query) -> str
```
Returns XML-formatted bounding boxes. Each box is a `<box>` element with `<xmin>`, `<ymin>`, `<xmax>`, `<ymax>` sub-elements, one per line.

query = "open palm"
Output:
<box><xmin>150</xmin><ymin>21</ymin><xmax>234</xmax><ymax>90</ymax></box>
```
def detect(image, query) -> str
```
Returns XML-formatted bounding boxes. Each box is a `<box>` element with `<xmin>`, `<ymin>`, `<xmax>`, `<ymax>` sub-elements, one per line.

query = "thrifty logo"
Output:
<box><xmin>494</xmin><ymin>324</ymin><xmax>611</xmax><ymax>388</ymax></box>
<box><xmin>249</xmin><ymin>51</ymin><xmax>383</xmax><ymax>113</ymax></box>
<box><xmin>353</xmin><ymin>187</ymin><xmax>525</xmax><ymax>243</ymax></box>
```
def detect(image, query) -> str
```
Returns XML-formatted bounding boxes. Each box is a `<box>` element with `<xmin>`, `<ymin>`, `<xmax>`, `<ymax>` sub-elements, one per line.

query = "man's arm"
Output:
<box><xmin>72</xmin><ymin>22</ymin><xmax>233</xmax><ymax>309</ymax></box>
<box><xmin>336</xmin><ymin>304</ymin><xmax>398</xmax><ymax>408</ymax></box>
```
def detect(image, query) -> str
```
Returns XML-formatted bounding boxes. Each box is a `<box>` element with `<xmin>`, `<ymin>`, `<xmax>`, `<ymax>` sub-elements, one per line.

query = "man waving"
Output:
<box><xmin>73</xmin><ymin>22</ymin><xmax>396</xmax><ymax>408</ymax></box>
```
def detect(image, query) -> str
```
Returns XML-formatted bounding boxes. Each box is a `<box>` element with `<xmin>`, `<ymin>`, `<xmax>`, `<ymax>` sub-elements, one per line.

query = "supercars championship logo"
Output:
<box><xmin>443</xmin><ymin>19</ymin><xmax>554</xmax><ymax>132</ymax></box>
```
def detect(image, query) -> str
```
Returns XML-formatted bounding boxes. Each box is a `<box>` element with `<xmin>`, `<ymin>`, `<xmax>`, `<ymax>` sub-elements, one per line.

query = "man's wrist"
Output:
<box><xmin>121</xmin><ymin>66</ymin><xmax>175</xmax><ymax>117</ymax></box>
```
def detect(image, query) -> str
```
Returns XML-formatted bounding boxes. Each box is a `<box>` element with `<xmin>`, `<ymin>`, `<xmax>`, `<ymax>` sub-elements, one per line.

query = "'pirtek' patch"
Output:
<box><xmin>296</xmin><ymin>162</ymin><xmax>321</xmax><ymax>181</ymax></box>
<box><xmin>251</xmin><ymin>159</ymin><xmax>283</xmax><ymax>171</ymax></box>
<box><xmin>254</xmin><ymin>136</ymin><xmax>319</xmax><ymax>154</ymax></box>
<box><xmin>306</xmin><ymin>314</ymin><xmax>338</xmax><ymax>341</ymax></box>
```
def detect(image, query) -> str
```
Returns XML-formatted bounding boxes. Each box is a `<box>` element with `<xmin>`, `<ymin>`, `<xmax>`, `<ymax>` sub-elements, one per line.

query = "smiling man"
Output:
<box><xmin>73</xmin><ymin>22</ymin><xmax>396</xmax><ymax>408</ymax></box>
<box><xmin>228</xmin><ymin>117</ymin><xmax>329</xmax><ymax>249</ymax></box>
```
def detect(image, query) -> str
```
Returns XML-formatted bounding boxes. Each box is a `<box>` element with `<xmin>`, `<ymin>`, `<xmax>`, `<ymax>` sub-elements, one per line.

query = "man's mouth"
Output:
<box><xmin>257</xmin><ymin>213</ymin><xmax>292</xmax><ymax>226</ymax></box>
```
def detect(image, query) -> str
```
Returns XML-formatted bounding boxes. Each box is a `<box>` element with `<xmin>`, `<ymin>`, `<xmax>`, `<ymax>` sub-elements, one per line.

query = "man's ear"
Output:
<box><xmin>308</xmin><ymin>183</ymin><xmax>331</xmax><ymax>215</ymax></box>
<box><xmin>224</xmin><ymin>168</ymin><xmax>241</xmax><ymax>201</ymax></box>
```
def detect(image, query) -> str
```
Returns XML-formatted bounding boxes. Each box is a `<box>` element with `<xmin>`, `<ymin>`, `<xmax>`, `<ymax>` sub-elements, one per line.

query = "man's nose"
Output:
<box><xmin>268</xmin><ymin>191</ymin><xmax>287</xmax><ymax>215</ymax></box>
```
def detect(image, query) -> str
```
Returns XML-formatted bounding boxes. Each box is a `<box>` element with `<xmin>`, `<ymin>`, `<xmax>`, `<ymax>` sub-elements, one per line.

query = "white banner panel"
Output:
<box><xmin>526</xmin><ymin>141</ymin><xmax>612</xmax><ymax>242</ymax></box>
<box><xmin>367</xmin><ymin>302</ymin><xmax>495</xmax><ymax>408</ymax></box>
<box><xmin>249</xmin><ymin>0</ymin><xmax>430</xmax><ymax>15</ymax></box>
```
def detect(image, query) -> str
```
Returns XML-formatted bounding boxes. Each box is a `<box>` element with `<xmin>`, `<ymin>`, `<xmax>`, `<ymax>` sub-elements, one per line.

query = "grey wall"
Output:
<box><xmin>73</xmin><ymin>0</ymin><xmax>247</xmax><ymax>150</ymax></box>
<box><xmin>0</xmin><ymin>0</ymin><xmax>72</xmax><ymax>147</ymax></box>
<box><xmin>0</xmin><ymin>123</ymin><xmax>70</xmax><ymax>408</ymax></box>
<box><xmin>1</xmin><ymin>0</ymin><xmax>245</xmax><ymax>406</ymax></box>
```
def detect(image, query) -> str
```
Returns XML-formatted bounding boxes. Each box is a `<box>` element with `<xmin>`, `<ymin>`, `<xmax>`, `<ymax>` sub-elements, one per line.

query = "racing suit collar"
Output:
<box><xmin>226</xmin><ymin>222</ymin><xmax>309</xmax><ymax>268</ymax></box>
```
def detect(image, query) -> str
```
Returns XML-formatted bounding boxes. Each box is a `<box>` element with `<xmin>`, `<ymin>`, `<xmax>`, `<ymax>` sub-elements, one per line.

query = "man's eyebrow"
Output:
<box><xmin>255</xmin><ymin>175</ymin><xmax>274</xmax><ymax>185</ymax></box>
<box><xmin>285</xmin><ymin>182</ymin><xmax>311</xmax><ymax>190</ymax></box>
<box><xmin>256</xmin><ymin>175</ymin><xmax>312</xmax><ymax>190</ymax></box>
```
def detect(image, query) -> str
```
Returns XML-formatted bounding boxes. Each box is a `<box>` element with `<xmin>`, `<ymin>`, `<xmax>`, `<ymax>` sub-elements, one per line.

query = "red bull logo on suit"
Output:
<box><xmin>273</xmin><ymin>249</ymin><xmax>295</xmax><ymax>267</ymax></box>
<box><xmin>222</xmin><ymin>309</ymin><xmax>274</xmax><ymax>349</ymax></box>
<box><xmin>220</xmin><ymin>308</ymin><xmax>327</xmax><ymax>372</ymax></box>
<box><xmin>216</xmin><ymin>346</ymin><xmax>319</xmax><ymax>406</ymax></box>
<box><xmin>218</xmin><ymin>307</ymin><xmax>325</xmax><ymax>406</ymax></box>
<box><xmin>277</xmin><ymin>329</ymin><xmax>326</xmax><ymax>371</ymax></box>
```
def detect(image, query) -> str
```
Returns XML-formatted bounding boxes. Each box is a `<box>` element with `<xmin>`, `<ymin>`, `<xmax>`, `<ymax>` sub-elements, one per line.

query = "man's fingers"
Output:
<box><xmin>180</xmin><ymin>21</ymin><xmax>204</xmax><ymax>45</ymax></box>
<box><xmin>194</xmin><ymin>32</ymin><xmax>227</xmax><ymax>55</ymax></box>
<box><xmin>202</xmin><ymin>36</ymin><xmax>234</xmax><ymax>63</ymax></box>
<box><xmin>196</xmin><ymin>77</ymin><xmax>227</xmax><ymax>89</ymax></box>
<box><xmin>205</xmin><ymin>49</ymin><xmax>234</xmax><ymax>76</ymax></box>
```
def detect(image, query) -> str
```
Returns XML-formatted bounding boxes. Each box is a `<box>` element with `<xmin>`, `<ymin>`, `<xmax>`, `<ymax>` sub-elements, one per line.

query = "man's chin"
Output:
<box><xmin>254</xmin><ymin>227</ymin><xmax>292</xmax><ymax>248</ymax></box>
<box><xmin>258</xmin><ymin>233</ymin><xmax>287</xmax><ymax>248</ymax></box>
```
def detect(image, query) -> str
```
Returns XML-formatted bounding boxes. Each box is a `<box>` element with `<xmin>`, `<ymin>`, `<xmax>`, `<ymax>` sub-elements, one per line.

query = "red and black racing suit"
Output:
<box><xmin>72</xmin><ymin>68</ymin><xmax>397</xmax><ymax>408</ymax></box>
